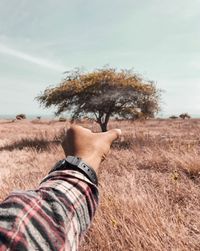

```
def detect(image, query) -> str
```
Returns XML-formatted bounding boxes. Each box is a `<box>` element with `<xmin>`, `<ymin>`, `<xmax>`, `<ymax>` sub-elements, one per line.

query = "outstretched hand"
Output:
<box><xmin>62</xmin><ymin>125</ymin><xmax>122</xmax><ymax>172</ymax></box>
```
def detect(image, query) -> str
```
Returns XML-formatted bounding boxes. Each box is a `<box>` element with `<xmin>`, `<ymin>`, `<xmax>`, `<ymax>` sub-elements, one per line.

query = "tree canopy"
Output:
<box><xmin>36</xmin><ymin>67</ymin><xmax>160</xmax><ymax>131</ymax></box>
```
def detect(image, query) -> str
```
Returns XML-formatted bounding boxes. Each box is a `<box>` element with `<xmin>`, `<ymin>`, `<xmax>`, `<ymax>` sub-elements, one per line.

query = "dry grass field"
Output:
<box><xmin>0</xmin><ymin>118</ymin><xmax>200</xmax><ymax>250</ymax></box>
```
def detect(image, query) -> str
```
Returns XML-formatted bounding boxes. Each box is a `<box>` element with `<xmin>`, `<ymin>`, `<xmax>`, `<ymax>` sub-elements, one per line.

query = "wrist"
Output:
<box><xmin>50</xmin><ymin>156</ymin><xmax>98</xmax><ymax>186</ymax></box>
<box><xmin>67</xmin><ymin>149</ymin><xmax>101</xmax><ymax>173</ymax></box>
<box><xmin>77</xmin><ymin>155</ymin><xmax>101</xmax><ymax>173</ymax></box>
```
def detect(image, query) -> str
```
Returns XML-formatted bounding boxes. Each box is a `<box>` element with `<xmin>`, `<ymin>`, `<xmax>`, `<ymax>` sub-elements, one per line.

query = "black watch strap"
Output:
<box><xmin>49</xmin><ymin>156</ymin><xmax>98</xmax><ymax>186</ymax></box>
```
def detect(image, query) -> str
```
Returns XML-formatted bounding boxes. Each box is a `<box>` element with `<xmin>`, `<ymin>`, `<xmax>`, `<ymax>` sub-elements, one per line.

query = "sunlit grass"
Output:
<box><xmin>0</xmin><ymin>118</ymin><xmax>200</xmax><ymax>250</ymax></box>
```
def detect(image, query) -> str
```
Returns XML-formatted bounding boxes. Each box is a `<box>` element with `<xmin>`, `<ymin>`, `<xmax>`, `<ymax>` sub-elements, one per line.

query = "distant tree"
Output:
<box><xmin>16</xmin><ymin>114</ymin><xmax>26</xmax><ymax>120</ymax></box>
<box><xmin>169</xmin><ymin>115</ymin><xmax>178</xmax><ymax>119</ymax></box>
<box><xmin>36</xmin><ymin>67</ymin><xmax>161</xmax><ymax>131</ymax></box>
<box><xmin>59</xmin><ymin>117</ymin><xmax>67</xmax><ymax>122</ymax></box>
<box><xmin>179</xmin><ymin>113</ymin><xmax>191</xmax><ymax>119</ymax></box>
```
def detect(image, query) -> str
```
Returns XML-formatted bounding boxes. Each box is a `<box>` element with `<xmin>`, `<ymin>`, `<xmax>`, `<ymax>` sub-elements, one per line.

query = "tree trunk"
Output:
<box><xmin>96</xmin><ymin>111</ymin><xmax>111</xmax><ymax>132</ymax></box>
<box><xmin>99</xmin><ymin>122</ymin><xmax>108</xmax><ymax>132</ymax></box>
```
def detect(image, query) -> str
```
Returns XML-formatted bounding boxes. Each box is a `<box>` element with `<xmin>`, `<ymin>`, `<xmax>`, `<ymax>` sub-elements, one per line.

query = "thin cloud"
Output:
<box><xmin>0</xmin><ymin>43</ymin><xmax>66</xmax><ymax>72</ymax></box>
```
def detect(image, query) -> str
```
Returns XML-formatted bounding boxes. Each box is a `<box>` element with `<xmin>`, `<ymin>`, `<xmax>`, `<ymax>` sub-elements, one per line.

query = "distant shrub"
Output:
<box><xmin>169</xmin><ymin>115</ymin><xmax>178</xmax><ymax>119</ymax></box>
<box><xmin>179</xmin><ymin>113</ymin><xmax>191</xmax><ymax>119</ymax></box>
<box><xmin>59</xmin><ymin>117</ymin><xmax>66</xmax><ymax>122</ymax></box>
<box><xmin>36</xmin><ymin>116</ymin><xmax>41</xmax><ymax>120</ymax></box>
<box><xmin>16</xmin><ymin>114</ymin><xmax>26</xmax><ymax>120</ymax></box>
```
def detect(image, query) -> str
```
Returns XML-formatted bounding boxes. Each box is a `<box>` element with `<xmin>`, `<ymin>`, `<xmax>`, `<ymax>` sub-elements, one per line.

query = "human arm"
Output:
<box><xmin>0</xmin><ymin>125</ymin><xmax>121</xmax><ymax>251</ymax></box>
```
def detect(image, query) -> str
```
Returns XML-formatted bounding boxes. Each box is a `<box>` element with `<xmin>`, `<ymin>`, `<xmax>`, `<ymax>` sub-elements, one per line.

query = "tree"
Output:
<box><xmin>16</xmin><ymin>114</ymin><xmax>26</xmax><ymax>120</ymax></box>
<box><xmin>179</xmin><ymin>113</ymin><xmax>191</xmax><ymax>119</ymax></box>
<box><xmin>169</xmin><ymin>115</ymin><xmax>178</xmax><ymax>119</ymax></box>
<box><xmin>36</xmin><ymin>67</ymin><xmax>160</xmax><ymax>131</ymax></box>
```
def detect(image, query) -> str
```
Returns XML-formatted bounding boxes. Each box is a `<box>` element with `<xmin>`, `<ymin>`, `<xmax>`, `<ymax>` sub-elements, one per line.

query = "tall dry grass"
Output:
<box><xmin>0</xmin><ymin>118</ymin><xmax>200</xmax><ymax>250</ymax></box>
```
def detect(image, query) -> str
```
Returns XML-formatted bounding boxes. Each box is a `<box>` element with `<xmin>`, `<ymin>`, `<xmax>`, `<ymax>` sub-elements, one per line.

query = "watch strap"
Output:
<box><xmin>49</xmin><ymin>156</ymin><xmax>98</xmax><ymax>186</ymax></box>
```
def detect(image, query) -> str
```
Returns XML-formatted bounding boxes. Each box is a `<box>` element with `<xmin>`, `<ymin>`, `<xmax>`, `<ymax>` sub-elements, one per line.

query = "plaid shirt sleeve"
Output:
<box><xmin>0</xmin><ymin>169</ymin><xmax>99</xmax><ymax>251</ymax></box>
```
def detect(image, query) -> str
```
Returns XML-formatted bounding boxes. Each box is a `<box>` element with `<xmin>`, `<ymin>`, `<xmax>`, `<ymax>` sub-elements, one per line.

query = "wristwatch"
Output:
<box><xmin>49</xmin><ymin>156</ymin><xmax>98</xmax><ymax>186</ymax></box>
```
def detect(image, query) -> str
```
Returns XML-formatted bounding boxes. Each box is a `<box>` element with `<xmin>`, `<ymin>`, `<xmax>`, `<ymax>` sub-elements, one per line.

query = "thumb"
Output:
<box><xmin>103</xmin><ymin>128</ymin><xmax>122</xmax><ymax>144</ymax></box>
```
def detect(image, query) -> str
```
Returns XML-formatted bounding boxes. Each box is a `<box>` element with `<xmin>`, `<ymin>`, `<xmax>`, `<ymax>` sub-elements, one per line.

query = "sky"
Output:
<box><xmin>0</xmin><ymin>0</ymin><xmax>200</xmax><ymax>117</ymax></box>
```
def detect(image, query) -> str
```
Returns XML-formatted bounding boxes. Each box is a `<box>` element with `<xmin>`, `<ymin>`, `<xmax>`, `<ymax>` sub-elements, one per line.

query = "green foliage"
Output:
<box><xmin>36</xmin><ymin>67</ymin><xmax>161</xmax><ymax>131</ymax></box>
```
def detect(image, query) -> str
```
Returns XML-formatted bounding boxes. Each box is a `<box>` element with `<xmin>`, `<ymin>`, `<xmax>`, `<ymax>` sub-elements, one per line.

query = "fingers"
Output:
<box><xmin>102</xmin><ymin>128</ymin><xmax>122</xmax><ymax>144</ymax></box>
<box><xmin>67</xmin><ymin>124</ymin><xmax>92</xmax><ymax>135</ymax></box>
<box><xmin>63</xmin><ymin>125</ymin><xmax>121</xmax><ymax>148</ymax></box>
<box><xmin>66</xmin><ymin>125</ymin><xmax>121</xmax><ymax>141</ymax></box>
<box><xmin>61</xmin><ymin>125</ymin><xmax>121</xmax><ymax>171</ymax></box>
